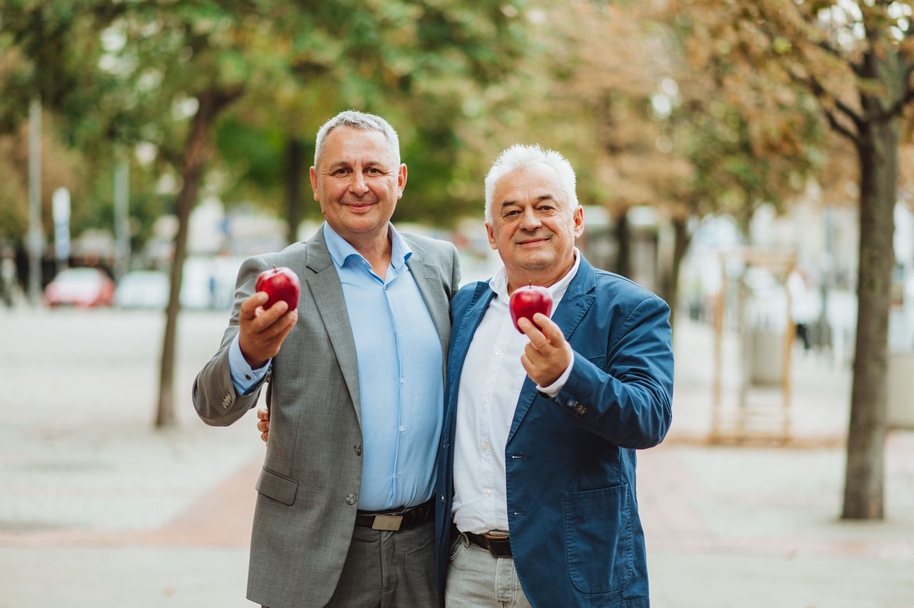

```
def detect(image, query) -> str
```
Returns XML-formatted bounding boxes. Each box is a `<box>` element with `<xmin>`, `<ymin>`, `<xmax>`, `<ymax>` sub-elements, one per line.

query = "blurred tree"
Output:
<box><xmin>474</xmin><ymin>1</ymin><xmax>826</xmax><ymax>330</ymax></box>
<box><xmin>677</xmin><ymin>0</ymin><xmax>914</xmax><ymax>520</ymax></box>
<box><xmin>213</xmin><ymin>0</ymin><xmax>528</xmax><ymax>238</ymax></box>
<box><xmin>1</xmin><ymin>0</ymin><xmax>530</xmax><ymax>429</ymax></box>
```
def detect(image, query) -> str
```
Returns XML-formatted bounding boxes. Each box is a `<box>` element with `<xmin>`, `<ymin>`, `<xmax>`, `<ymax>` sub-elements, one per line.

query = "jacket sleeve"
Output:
<box><xmin>547</xmin><ymin>294</ymin><xmax>674</xmax><ymax>449</ymax></box>
<box><xmin>192</xmin><ymin>255</ymin><xmax>272</xmax><ymax>426</ymax></box>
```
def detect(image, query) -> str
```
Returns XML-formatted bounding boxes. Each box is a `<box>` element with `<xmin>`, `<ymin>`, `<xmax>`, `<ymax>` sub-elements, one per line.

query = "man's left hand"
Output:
<box><xmin>518</xmin><ymin>313</ymin><xmax>573</xmax><ymax>387</ymax></box>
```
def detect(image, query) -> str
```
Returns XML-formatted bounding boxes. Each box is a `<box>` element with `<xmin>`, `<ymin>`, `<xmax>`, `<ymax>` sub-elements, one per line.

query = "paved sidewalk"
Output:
<box><xmin>0</xmin><ymin>309</ymin><xmax>912</xmax><ymax>607</ymax></box>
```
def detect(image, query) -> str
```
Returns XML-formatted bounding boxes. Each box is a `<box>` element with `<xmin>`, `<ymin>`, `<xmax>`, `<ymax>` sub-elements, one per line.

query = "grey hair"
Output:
<box><xmin>314</xmin><ymin>110</ymin><xmax>401</xmax><ymax>168</ymax></box>
<box><xmin>484</xmin><ymin>144</ymin><xmax>579</xmax><ymax>224</ymax></box>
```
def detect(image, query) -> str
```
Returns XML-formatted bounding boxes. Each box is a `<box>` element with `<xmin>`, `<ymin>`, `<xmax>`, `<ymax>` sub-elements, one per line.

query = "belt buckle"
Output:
<box><xmin>371</xmin><ymin>515</ymin><xmax>403</xmax><ymax>531</ymax></box>
<box><xmin>483</xmin><ymin>534</ymin><xmax>511</xmax><ymax>558</ymax></box>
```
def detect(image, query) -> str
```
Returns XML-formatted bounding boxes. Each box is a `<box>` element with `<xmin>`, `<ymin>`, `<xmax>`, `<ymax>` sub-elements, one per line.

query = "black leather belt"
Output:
<box><xmin>355</xmin><ymin>500</ymin><xmax>434</xmax><ymax>531</ymax></box>
<box><xmin>464</xmin><ymin>531</ymin><xmax>512</xmax><ymax>558</ymax></box>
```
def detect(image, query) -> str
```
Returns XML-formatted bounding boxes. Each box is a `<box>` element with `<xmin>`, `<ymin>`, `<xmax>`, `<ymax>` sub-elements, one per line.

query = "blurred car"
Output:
<box><xmin>115</xmin><ymin>270</ymin><xmax>169</xmax><ymax>309</ymax></box>
<box><xmin>45</xmin><ymin>267</ymin><xmax>115</xmax><ymax>308</ymax></box>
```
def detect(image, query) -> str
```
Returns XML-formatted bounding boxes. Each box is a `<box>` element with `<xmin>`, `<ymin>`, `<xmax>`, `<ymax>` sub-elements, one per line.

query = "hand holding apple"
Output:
<box><xmin>238</xmin><ymin>266</ymin><xmax>300</xmax><ymax>369</ymax></box>
<box><xmin>255</xmin><ymin>266</ymin><xmax>301</xmax><ymax>311</ymax></box>
<box><xmin>509</xmin><ymin>284</ymin><xmax>553</xmax><ymax>333</ymax></box>
<box><xmin>518</xmin><ymin>313</ymin><xmax>573</xmax><ymax>387</ymax></box>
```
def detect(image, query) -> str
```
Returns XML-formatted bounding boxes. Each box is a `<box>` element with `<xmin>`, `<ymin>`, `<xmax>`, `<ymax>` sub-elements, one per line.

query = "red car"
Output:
<box><xmin>45</xmin><ymin>267</ymin><xmax>115</xmax><ymax>308</ymax></box>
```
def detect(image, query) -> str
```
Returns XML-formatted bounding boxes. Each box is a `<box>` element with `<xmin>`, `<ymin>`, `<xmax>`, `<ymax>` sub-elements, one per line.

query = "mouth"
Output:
<box><xmin>342</xmin><ymin>200</ymin><xmax>377</xmax><ymax>212</ymax></box>
<box><xmin>516</xmin><ymin>236</ymin><xmax>550</xmax><ymax>247</ymax></box>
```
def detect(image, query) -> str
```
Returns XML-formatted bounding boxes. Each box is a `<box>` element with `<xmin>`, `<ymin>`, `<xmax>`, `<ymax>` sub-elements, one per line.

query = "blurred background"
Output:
<box><xmin>1</xmin><ymin>1</ymin><xmax>913</xmax><ymax>606</ymax></box>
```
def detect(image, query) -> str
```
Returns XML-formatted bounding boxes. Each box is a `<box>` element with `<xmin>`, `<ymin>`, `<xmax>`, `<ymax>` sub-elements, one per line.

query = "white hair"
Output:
<box><xmin>314</xmin><ymin>110</ymin><xmax>401</xmax><ymax>168</ymax></box>
<box><xmin>484</xmin><ymin>144</ymin><xmax>579</xmax><ymax>223</ymax></box>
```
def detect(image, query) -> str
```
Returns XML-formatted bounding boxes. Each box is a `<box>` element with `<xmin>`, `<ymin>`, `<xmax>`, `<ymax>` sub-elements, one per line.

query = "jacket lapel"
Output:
<box><xmin>447</xmin><ymin>282</ymin><xmax>495</xmax><ymax>425</ymax></box>
<box><xmin>303</xmin><ymin>227</ymin><xmax>363</xmax><ymax>428</ymax></box>
<box><xmin>404</xmin><ymin>240</ymin><xmax>450</xmax><ymax>359</ymax></box>
<box><xmin>507</xmin><ymin>258</ymin><xmax>597</xmax><ymax>444</ymax></box>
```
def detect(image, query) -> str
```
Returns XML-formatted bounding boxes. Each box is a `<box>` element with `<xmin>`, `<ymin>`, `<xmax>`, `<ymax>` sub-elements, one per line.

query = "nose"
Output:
<box><xmin>519</xmin><ymin>206</ymin><xmax>541</xmax><ymax>230</ymax></box>
<box><xmin>348</xmin><ymin>171</ymin><xmax>369</xmax><ymax>195</ymax></box>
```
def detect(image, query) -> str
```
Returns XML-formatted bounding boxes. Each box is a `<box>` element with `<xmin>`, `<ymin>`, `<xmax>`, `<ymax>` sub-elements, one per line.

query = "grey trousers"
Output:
<box><xmin>445</xmin><ymin>536</ymin><xmax>533</xmax><ymax>608</ymax></box>
<box><xmin>262</xmin><ymin>521</ymin><xmax>439</xmax><ymax>607</ymax></box>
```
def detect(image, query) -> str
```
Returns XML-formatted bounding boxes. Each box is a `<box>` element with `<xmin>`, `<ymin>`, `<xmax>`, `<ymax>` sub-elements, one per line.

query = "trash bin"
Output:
<box><xmin>750</xmin><ymin>330</ymin><xmax>784</xmax><ymax>386</ymax></box>
<box><xmin>888</xmin><ymin>352</ymin><xmax>914</xmax><ymax>429</ymax></box>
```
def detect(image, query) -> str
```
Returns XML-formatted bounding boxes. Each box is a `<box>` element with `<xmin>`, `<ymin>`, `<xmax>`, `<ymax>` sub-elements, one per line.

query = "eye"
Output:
<box><xmin>366</xmin><ymin>167</ymin><xmax>382</xmax><ymax>175</ymax></box>
<box><xmin>333</xmin><ymin>168</ymin><xmax>350</xmax><ymax>176</ymax></box>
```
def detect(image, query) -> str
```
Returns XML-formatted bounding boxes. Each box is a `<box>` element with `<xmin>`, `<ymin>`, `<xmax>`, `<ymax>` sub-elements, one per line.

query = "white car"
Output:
<box><xmin>115</xmin><ymin>270</ymin><xmax>169</xmax><ymax>309</ymax></box>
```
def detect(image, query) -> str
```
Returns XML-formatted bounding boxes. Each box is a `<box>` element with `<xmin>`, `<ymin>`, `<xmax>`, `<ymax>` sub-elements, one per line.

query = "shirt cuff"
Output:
<box><xmin>536</xmin><ymin>357</ymin><xmax>574</xmax><ymax>397</ymax></box>
<box><xmin>229</xmin><ymin>335</ymin><xmax>270</xmax><ymax>395</ymax></box>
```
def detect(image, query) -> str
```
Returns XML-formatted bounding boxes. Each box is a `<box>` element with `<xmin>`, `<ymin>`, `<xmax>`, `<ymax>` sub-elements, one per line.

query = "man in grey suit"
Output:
<box><xmin>193</xmin><ymin>110</ymin><xmax>460</xmax><ymax>608</ymax></box>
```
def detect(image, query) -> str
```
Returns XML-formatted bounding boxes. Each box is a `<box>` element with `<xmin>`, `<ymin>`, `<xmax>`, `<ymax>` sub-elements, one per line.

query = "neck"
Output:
<box><xmin>506</xmin><ymin>258</ymin><xmax>575</xmax><ymax>295</ymax></box>
<box><xmin>348</xmin><ymin>230</ymin><xmax>393</xmax><ymax>278</ymax></box>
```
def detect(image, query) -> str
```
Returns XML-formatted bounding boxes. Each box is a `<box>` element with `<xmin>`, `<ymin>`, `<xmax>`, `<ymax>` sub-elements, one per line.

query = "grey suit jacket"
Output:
<box><xmin>192</xmin><ymin>225</ymin><xmax>460</xmax><ymax>608</ymax></box>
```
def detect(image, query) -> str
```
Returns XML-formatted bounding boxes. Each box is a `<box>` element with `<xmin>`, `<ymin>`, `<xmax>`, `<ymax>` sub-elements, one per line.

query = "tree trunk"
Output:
<box><xmin>286</xmin><ymin>136</ymin><xmax>304</xmax><ymax>245</ymax></box>
<box><xmin>155</xmin><ymin>87</ymin><xmax>242</xmax><ymax>429</ymax></box>
<box><xmin>663</xmin><ymin>217</ymin><xmax>691</xmax><ymax>332</ymax></box>
<box><xmin>614</xmin><ymin>210</ymin><xmax>631</xmax><ymax>279</ymax></box>
<box><xmin>841</xmin><ymin>115</ymin><xmax>898</xmax><ymax>519</ymax></box>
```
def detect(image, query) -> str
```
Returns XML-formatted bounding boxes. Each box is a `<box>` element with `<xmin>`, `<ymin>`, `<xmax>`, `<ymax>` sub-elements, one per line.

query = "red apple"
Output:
<box><xmin>509</xmin><ymin>284</ymin><xmax>553</xmax><ymax>333</ymax></box>
<box><xmin>255</xmin><ymin>266</ymin><xmax>301</xmax><ymax>312</ymax></box>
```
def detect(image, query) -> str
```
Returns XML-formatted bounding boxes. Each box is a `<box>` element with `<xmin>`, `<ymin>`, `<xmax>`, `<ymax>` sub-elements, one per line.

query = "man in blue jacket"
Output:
<box><xmin>434</xmin><ymin>144</ymin><xmax>674</xmax><ymax>607</ymax></box>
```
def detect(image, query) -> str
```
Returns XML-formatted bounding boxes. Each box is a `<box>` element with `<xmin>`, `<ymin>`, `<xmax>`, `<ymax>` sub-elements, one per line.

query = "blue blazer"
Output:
<box><xmin>435</xmin><ymin>256</ymin><xmax>674</xmax><ymax>608</ymax></box>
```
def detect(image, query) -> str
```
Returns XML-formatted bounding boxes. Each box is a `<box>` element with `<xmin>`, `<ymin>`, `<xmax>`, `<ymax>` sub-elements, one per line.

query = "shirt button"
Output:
<box><xmin>245</xmin><ymin>375</ymin><xmax>251</xmax><ymax>380</ymax></box>
<box><xmin>399</xmin><ymin>426</ymin><xmax>405</xmax><ymax>432</ymax></box>
<box><xmin>345</xmin><ymin>494</ymin><xmax>356</xmax><ymax>505</ymax></box>
<box><xmin>495</xmin><ymin>349</ymin><xmax>502</xmax><ymax>356</ymax></box>
<box><xmin>485</xmin><ymin>490</ymin><xmax>492</xmax><ymax>497</ymax></box>
<box><xmin>482</xmin><ymin>443</ymin><xmax>488</xmax><ymax>451</ymax></box>
<box><xmin>400</xmin><ymin>378</ymin><xmax>405</xmax><ymax>384</ymax></box>
<box><xmin>482</xmin><ymin>397</ymin><xmax>489</xmax><ymax>404</ymax></box>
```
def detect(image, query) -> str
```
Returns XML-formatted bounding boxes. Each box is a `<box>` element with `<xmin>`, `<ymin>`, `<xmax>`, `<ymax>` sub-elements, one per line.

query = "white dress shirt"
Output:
<box><xmin>451</xmin><ymin>250</ymin><xmax>581</xmax><ymax>535</ymax></box>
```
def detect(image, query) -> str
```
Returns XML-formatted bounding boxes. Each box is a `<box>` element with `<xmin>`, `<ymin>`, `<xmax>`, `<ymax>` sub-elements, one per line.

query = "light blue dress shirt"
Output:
<box><xmin>229</xmin><ymin>223</ymin><xmax>444</xmax><ymax>512</ymax></box>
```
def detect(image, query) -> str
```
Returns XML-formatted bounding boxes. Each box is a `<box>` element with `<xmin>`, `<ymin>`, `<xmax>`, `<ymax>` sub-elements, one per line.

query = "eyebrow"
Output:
<box><xmin>500</xmin><ymin>193</ymin><xmax>557</xmax><ymax>207</ymax></box>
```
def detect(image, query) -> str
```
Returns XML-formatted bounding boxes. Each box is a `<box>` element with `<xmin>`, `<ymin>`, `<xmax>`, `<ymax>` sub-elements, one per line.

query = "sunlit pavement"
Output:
<box><xmin>0</xmin><ymin>307</ymin><xmax>912</xmax><ymax>607</ymax></box>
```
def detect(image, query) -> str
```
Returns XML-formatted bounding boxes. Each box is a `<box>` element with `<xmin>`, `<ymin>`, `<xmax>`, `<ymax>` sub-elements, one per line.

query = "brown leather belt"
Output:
<box><xmin>464</xmin><ymin>531</ymin><xmax>512</xmax><ymax>558</ymax></box>
<box><xmin>355</xmin><ymin>499</ymin><xmax>434</xmax><ymax>532</ymax></box>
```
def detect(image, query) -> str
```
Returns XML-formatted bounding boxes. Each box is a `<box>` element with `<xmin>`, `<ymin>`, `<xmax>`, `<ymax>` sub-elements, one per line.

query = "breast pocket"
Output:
<box><xmin>564</xmin><ymin>485</ymin><xmax>633</xmax><ymax>594</ymax></box>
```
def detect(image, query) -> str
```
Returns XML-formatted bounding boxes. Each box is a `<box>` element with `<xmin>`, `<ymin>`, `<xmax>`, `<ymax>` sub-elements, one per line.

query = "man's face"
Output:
<box><xmin>310</xmin><ymin>126</ymin><xmax>406</xmax><ymax>243</ymax></box>
<box><xmin>486</xmin><ymin>164</ymin><xmax>584</xmax><ymax>291</ymax></box>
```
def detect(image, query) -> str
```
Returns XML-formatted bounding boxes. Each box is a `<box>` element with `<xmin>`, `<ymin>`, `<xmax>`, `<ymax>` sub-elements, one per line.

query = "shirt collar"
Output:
<box><xmin>322</xmin><ymin>222</ymin><xmax>412</xmax><ymax>271</ymax></box>
<box><xmin>489</xmin><ymin>248</ymin><xmax>581</xmax><ymax>303</ymax></box>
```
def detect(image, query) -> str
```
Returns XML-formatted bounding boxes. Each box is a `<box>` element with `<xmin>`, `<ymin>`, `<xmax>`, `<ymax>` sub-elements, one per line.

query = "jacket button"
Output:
<box><xmin>345</xmin><ymin>494</ymin><xmax>356</xmax><ymax>505</ymax></box>
<box><xmin>440</xmin><ymin>495</ymin><xmax>445</xmax><ymax>504</ymax></box>
<box><xmin>354</xmin><ymin>443</ymin><xmax>362</xmax><ymax>456</ymax></box>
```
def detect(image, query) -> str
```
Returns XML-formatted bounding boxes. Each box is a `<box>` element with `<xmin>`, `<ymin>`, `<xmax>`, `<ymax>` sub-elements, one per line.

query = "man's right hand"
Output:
<box><xmin>238</xmin><ymin>291</ymin><xmax>299</xmax><ymax>369</ymax></box>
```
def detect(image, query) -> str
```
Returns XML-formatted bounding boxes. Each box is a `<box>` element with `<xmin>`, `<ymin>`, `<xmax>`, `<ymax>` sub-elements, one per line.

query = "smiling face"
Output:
<box><xmin>486</xmin><ymin>163</ymin><xmax>584</xmax><ymax>293</ymax></box>
<box><xmin>310</xmin><ymin>126</ymin><xmax>407</xmax><ymax>248</ymax></box>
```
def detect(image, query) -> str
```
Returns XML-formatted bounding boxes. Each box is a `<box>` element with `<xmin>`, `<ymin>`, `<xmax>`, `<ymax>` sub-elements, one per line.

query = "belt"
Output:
<box><xmin>464</xmin><ymin>530</ymin><xmax>512</xmax><ymax>558</ymax></box>
<box><xmin>355</xmin><ymin>500</ymin><xmax>434</xmax><ymax>532</ymax></box>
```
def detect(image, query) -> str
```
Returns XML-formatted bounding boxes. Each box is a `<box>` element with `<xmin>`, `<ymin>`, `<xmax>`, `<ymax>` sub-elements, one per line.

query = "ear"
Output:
<box><xmin>309</xmin><ymin>167</ymin><xmax>320</xmax><ymax>201</ymax></box>
<box><xmin>485</xmin><ymin>223</ymin><xmax>498</xmax><ymax>250</ymax></box>
<box><xmin>572</xmin><ymin>205</ymin><xmax>584</xmax><ymax>239</ymax></box>
<box><xmin>397</xmin><ymin>164</ymin><xmax>408</xmax><ymax>199</ymax></box>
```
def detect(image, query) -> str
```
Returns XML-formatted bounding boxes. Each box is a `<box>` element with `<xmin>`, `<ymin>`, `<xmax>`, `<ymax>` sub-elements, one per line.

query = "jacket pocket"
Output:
<box><xmin>564</xmin><ymin>485</ymin><xmax>633</xmax><ymax>594</ymax></box>
<box><xmin>255</xmin><ymin>467</ymin><xmax>299</xmax><ymax>506</ymax></box>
